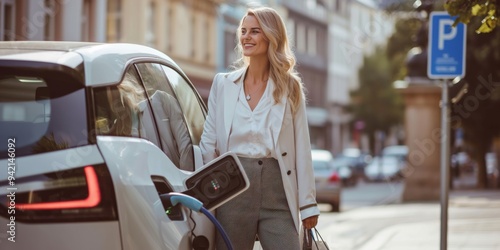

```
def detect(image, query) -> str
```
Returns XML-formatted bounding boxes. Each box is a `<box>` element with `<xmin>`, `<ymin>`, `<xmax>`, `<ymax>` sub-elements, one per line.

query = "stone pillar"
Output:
<box><xmin>397</xmin><ymin>78</ymin><xmax>442</xmax><ymax>201</ymax></box>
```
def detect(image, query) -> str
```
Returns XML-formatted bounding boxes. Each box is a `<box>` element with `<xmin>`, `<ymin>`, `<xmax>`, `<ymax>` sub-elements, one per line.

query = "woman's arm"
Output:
<box><xmin>294</xmin><ymin>98</ymin><xmax>320</xmax><ymax>223</ymax></box>
<box><xmin>199</xmin><ymin>73</ymin><xmax>222</xmax><ymax>164</ymax></box>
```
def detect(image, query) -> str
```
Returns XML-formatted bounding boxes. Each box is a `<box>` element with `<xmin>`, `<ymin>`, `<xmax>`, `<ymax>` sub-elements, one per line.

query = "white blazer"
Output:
<box><xmin>200</xmin><ymin>68</ymin><xmax>320</xmax><ymax>233</ymax></box>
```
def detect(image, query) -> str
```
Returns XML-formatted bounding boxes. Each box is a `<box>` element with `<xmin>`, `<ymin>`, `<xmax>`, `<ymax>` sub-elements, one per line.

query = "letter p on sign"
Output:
<box><xmin>438</xmin><ymin>19</ymin><xmax>456</xmax><ymax>50</ymax></box>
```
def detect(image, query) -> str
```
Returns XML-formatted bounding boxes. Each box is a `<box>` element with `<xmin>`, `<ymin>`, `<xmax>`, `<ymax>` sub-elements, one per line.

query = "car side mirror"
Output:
<box><xmin>183</xmin><ymin>152</ymin><xmax>249</xmax><ymax>211</ymax></box>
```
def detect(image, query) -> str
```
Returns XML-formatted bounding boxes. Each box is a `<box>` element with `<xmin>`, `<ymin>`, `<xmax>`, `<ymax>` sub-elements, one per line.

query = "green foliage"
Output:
<box><xmin>445</xmin><ymin>0</ymin><xmax>499</xmax><ymax>33</ymax></box>
<box><xmin>350</xmin><ymin>47</ymin><xmax>404</xmax><ymax>140</ymax></box>
<box><xmin>450</xmin><ymin>15</ymin><xmax>500</xmax><ymax>188</ymax></box>
<box><xmin>382</xmin><ymin>1</ymin><xmax>415</xmax><ymax>13</ymax></box>
<box><xmin>386</xmin><ymin>17</ymin><xmax>423</xmax><ymax>80</ymax></box>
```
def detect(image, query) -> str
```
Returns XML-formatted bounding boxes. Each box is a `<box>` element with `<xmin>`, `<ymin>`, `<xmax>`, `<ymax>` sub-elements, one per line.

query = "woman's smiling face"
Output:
<box><xmin>240</xmin><ymin>15</ymin><xmax>269</xmax><ymax>58</ymax></box>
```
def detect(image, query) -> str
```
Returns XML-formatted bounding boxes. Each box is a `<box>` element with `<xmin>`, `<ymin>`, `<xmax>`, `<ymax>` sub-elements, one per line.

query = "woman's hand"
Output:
<box><xmin>302</xmin><ymin>215</ymin><xmax>318</xmax><ymax>229</ymax></box>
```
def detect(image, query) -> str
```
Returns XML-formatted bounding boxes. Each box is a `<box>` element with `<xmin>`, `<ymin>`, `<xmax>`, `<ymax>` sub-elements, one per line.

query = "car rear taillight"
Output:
<box><xmin>0</xmin><ymin>164</ymin><xmax>117</xmax><ymax>223</ymax></box>
<box><xmin>328</xmin><ymin>172</ymin><xmax>340</xmax><ymax>183</ymax></box>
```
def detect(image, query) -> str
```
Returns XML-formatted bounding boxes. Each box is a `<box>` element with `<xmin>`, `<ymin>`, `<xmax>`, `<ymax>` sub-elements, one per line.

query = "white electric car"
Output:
<box><xmin>0</xmin><ymin>41</ymin><xmax>248</xmax><ymax>250</ymax></box>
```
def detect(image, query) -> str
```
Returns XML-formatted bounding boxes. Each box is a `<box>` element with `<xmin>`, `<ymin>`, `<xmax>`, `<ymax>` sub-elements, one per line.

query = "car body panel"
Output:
<box><xmin>382</xmin><ymin>145</ymin><xmax>408</xmax><ymax>161</ymax></box>
<box><xmin>0</xmin><ymin>146</ymin><xmax>119</xmax><ymax>249</ymax></box>
<box><xmin>364</xmin><ymin>156</ymin><xmax>404</xmax><ymax>181</ymax></box>
<box><xmin>0</xmin><ymin>220</ymin><xmax>122</xmax><ymax>250</ymax></box>
<box><xmin>97</xmin><ymin>133</ymin><xmax>215</xmax><ymax>249</ymax></box>
<box><xmin>0</xmin><ymin>41</ymin><xmax>180</xmax><ymax>88</ymax></box>
<box><xmin>0</xmin><ymin>41</ymin><xmax>224</xmax><ymax>249</ymax></box>
<box><xmin>0</xmin><ymin>145</ymin><xmax>103</xmax><ymax>179</ymax></box>
<box><xmin>311</xmin><ymin>149</ymin><xmax>341</xmax><ymax>212</ymax></box>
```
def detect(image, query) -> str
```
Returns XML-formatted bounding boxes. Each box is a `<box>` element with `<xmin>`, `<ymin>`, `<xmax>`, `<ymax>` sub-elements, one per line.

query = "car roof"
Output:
<box><xmin>0</xmin><ymin>41</ymin><xmax>179</xmax><ymax>87</ymax></box>
<box><xmin>311</xmin><ymin>149</ymin><xmax>333</xmax><ymax>161</ymax></box>
<box><xmin>382</xmin><ymin>145</ymin><xmax>408</xmax><ymax>155</ymax></box>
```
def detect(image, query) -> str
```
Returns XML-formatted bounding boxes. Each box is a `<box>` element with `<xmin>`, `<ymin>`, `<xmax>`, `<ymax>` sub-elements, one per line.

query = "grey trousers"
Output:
<box><xmin>215</xmin><ymin>157</ymin><xmax>300</xmax><ymax>250</ymax></box>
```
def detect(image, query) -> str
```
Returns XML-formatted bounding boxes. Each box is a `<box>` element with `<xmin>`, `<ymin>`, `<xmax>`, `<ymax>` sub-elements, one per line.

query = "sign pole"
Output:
<box><xmin>440</xmin><ymin>79</ymin><xmax>450</xmax><ymax>250</ymax></box>
<box><xmin>428</xmin><ymin>12</ymin><xmax>466</xmax><ymax>250</ymax></box>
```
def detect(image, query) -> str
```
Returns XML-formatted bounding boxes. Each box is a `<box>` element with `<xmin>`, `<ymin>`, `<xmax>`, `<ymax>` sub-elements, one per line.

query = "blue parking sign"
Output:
<box><xmin>427</xmin><ymin>12</ymin><xmax>466</xmax><ymax>79</ymax></box>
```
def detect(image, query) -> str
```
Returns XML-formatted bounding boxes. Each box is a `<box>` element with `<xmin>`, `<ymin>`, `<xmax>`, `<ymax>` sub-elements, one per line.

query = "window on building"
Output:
<box><xmin>165</xmin><ymin>3</ymin><xmax>172</xmax><ymax>51</ymax></box>
<box><xmin>82</xmin><ymin>0</ymin><xmax>97</xmax><ymax>41</ymax></box>
<box><xmin>191</xmin><ymin>13</ymin><xmax>196</xmax><ymax>57</ymax></box>
<box><xmin>106</xmin><ymin>0</ymin><xmax>122</xmax><ymax>42</ymax></box>
<box><xmin>81</xmin><ymin>0</ymin><xmax>90</xmax><ymax>41</ymax></box>
<box><xmin>335</xmin><ymin>0</ymin><xmax>341</xmax><ymax>13</ymax></box>
<box><xmin>296</xmin><ymin>23</ymin><xmax>306</xmax><ymax>54</ymax></box>
<box><xmin>1</xmin><ymin>0</ymin><xmax>15</xmax><ymax>41</ymax></box>
<box><xmin>44</xmin><ymin>0</ymin><xmax>56</xmax><ymax>40</ymax></box>
<box><xmin>307</xmin><ymin>27</ymin><xmax>317</xmax><ymax>56</ymax></box>
<box><xmin>146</xmin><ymin>1</ymin><xmax>156</xmax><ymax>47</ymax></box>
<box><xmin>286</xmin><ymin>19</ymin><xmax>295</xmax><ymax>49</ymax></box>
<box><xmin>204</xmin><ymin>17</ymin><xmax>211</xmax><ymax>61</ymax></box>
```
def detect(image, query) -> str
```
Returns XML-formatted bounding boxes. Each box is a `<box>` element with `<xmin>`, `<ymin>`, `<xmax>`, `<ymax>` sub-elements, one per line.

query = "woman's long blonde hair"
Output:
<box><xmin>233</xmin><ymin>6</ymin><xmax>305</xmax><ymax>114</ymax></box>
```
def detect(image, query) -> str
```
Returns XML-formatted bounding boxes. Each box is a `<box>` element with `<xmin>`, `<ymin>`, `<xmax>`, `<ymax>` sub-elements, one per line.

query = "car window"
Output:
<box><xmin>313</xmin><ymin>160</ymin><xmax>331</xmax><ymax>171</ymax></box>
<box><xmin>93</xmin><ymin>66</ymin><xmax>160</xmax><ymax>147</ymax></box>
<box><xmin>161</xmin><ymin>65</ymin><xmax>206</xmax><ymax>145</ymax></box>
<box><xmin>0</xmin><ymin>73</ymin><xmax>88</xmax><ymax>158</ymax></box>
<box><xmin>136</xmin><ymin>63</ymin><xmax>194</xmax><ymax>171</ymax></box>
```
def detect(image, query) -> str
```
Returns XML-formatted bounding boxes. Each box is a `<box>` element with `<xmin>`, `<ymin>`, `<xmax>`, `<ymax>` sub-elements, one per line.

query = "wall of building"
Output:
<box><xmin>0</xmin><ymin>0</ymin><xmax>108</xmax><ymax>42</ymax></box>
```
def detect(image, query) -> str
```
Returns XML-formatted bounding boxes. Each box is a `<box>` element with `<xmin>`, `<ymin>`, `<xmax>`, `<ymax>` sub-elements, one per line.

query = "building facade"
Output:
<box><xmin>106</xmin><ymin>0</ymin><xmax>220</xmax><ymax>101</ymax></box>
<box><xmin>2</xmin><ymin>0</ymin><xmax>396</xmax><ymax>155</ymax></box>
<box><xmin>0</xmin><ymin>0</ymin><xmax>106</xmax><ymax>42</ymax></box>
<box><xmin>1</xmin><ymin>0</ymin><xmax>220</xmax><ymax>102</ymax></box>
<box><xmin>281</xmin><ymin>0</ymin><xmax>330</xmax><ymax>150</ymax></box>
<box><xmin>218</xmin><ymin>0</ymin><xmax>332</xmax><ymax>150</ymax></box>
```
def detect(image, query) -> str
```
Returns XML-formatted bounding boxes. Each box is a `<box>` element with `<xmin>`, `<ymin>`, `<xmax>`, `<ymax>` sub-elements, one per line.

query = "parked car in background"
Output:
<box><xmin>331</xmin><ymin>156</ymin><xmax>357</xmax><ymax>186</ymax></box>
<box><xmin>311</xmin><ymin>149</ymin><xmax>341</xmax><ymax>212</ymax></box>
<box><xmin>334</xmin><ymin>147</ymin><xmax>372</xmax><ymax>186</ymax></box>
<box><xmin>382</xmin><ymin>145</ymin><xmax>409</xmax><ymax>162</ymax></box>
<box><xmin>0</xmin><ymin>41</ymin><xmax>249</xmax><ymax>250</ymax></box>
<box><xmin>486</xmin><ymin>152</ymin><xmax>498</xmax><ymax>182</ymax></box>
<box><xmin>452</xmin><ymin>151</ymin><xmax>475</xmax><ymax>173</ymax></box>
<box><xmin>364</xmin><ymin>156</ymin><xmax>406</xmax><ymax>182</ymax></box>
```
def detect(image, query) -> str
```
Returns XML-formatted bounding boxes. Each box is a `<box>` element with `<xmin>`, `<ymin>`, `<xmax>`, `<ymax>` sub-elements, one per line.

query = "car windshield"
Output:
<box><xmin>0</xmin><ymin>72</ymin><xmax>88</xmax><ymax>158</ymax></box>
<box><xmin>313</xmin><ymin>160</ymin><xmax>331</xmax><ymax>171</ymax></box>
<box><xmin>332</xmin><ymin>155</ymin><xmax>356</xmax><ymax>167</ymax></box>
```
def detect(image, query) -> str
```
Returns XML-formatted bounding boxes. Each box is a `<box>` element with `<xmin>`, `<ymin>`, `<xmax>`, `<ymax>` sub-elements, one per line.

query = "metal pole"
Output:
<box><xmin>440</xmin><ymin>79</ymin><xmax>450</xmax><ymax>250</ymax></box>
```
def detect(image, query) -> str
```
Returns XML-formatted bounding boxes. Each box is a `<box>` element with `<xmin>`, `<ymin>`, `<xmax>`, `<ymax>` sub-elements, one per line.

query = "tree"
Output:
<box><xmin>386</xmin><ymin>17</ymin><xmax>423</xmax><ymax>80</ymax></box>
<box><xmin>445</xmin><ymin>0</ymin><xmax>499</xmax><ymax>33</ymax></box>
<box><xmin>450</xmin><ymin>16</ymin><xmax>500</xmax><ymax>188</ymax></box>
<box><xmin>350</xmin><ymin>47</ymin><xmax>404</xmax><ymax>154</ymax></box>
<box><xmin>384</xmin><ymin>1</ymin><xmax>500</xmax><ymax>189</ymax></box>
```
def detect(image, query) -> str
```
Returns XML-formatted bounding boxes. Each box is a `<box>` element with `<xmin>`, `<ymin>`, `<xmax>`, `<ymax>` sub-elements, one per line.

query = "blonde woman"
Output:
<box><xmin>200</xmin><ymin>6</ymin><xmax>319</xmax><ymax>250</ymax></box>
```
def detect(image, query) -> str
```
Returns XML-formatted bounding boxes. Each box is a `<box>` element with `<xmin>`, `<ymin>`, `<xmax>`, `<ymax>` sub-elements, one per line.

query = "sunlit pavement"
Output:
<box><xmin>316</xmin><ymin>175</ymin><xmax>500</xmax><ymax>250</ymax></box>
<box><xmin>253</xmin><ymin>174</ymin><xmax>500</xmax><ymax>250</ymax></box>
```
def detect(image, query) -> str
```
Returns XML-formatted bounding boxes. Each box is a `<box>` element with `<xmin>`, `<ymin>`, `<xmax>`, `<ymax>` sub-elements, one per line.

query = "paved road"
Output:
<box><xmin>257</xmin><ymin>176</ymin><xmax>500</xmax><ymax>250</ymax></box>
<box><xmin>316</xmin><ymin>179</ymin><xmax>500</xmax><ymax>250</ymax></box>
<box><xmin>255</xmin><ymin>180</ymin><xmax>405</xmax><ymax>250</ymax></box>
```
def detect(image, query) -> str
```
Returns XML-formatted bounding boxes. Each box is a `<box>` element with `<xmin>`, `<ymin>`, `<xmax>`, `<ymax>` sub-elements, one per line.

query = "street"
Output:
<box><xmin>254</xmin><ymin>177</ymin><xmax>500</xmax><ymax>250</ymax></box>
<box><xmin>316</xmin><ymin>179</ymin><xmax>500</xmax><ymax>250</ymax></box>
<box><xmin>316</xmin><ymin>180</ymin><xmax>406</xmax><ymax>249</ymax></box>
<box><xmin>254</xmin><ymin>180</ymin><xmax>405</xmax><ymax>250</ymax></box>
<box><xmin>329</xmin><ymin>179</ymin><xmax>404</xmax><ymax>212</ymax></box>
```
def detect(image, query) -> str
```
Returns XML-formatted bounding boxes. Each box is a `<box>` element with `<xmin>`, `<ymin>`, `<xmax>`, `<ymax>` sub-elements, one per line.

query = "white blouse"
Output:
<box><xmin>227</xmin><ymin>80</ymin><xmax>277</xmax><ymax>159</ymax></box>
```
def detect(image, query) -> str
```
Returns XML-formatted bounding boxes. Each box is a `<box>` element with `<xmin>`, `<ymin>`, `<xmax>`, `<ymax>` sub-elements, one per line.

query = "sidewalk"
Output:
<box><xmin>354</xmin><ymin>174</ymin><xmax>500</xmax><ymax>250</ymax></box>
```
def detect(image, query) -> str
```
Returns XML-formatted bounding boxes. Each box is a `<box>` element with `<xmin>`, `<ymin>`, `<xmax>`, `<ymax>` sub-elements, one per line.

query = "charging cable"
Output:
<box><xmin>160</xmin><ymin>192</ymin><xmax>233</xmax><ymax>250</ymax></box>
